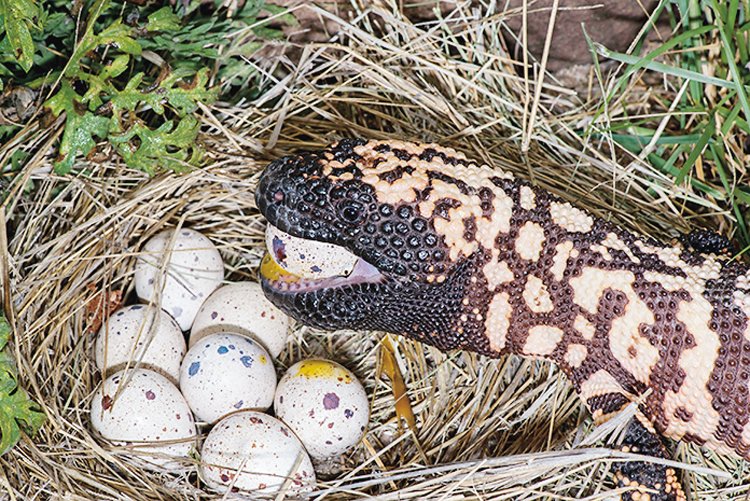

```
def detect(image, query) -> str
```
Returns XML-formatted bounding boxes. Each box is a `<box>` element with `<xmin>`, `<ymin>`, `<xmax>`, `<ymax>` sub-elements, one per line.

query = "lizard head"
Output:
<box><xmin>255</xmin><ymin>138</ymin><xmax>497</xmax><ymax>352</ymax></box>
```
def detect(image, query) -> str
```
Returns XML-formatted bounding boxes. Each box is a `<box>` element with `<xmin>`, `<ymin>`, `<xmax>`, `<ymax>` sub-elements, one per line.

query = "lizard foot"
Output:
<box><xmin>615</xmin><ymin>419</ymin><xmax>687</xmax><ymax>501</ymax></box>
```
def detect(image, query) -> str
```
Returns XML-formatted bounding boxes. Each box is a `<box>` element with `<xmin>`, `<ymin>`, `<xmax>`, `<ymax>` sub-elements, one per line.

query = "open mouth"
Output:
<box><xmin>260</xmin><ymin>224</ymin><xmax>383</xmax><ymax>293</ymax></box>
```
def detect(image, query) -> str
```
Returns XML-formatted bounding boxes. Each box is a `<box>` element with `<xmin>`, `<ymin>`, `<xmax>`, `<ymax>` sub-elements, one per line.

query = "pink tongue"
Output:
<box><xmin>303</xmin><ymin>258</ymin><xmax>383</xmax><ymax>290</ymax></box>
<box><xmin>268</xmin><ymin>256</ymin><xmax>384</xmax><ymax>293</ymax></box>
<box><xmin>348</xmin><ymin>257</ymin><xmax>382</xmax><ymax>281</ymax></box>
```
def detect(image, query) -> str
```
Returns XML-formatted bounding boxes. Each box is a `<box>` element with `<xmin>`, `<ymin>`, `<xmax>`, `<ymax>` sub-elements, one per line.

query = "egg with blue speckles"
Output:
<box><xmin>274</xmin><ymin>359</ymin><xmax>369</xmax><ymax>460</ymax></box>
<box><xmin>134</xmin><ymin>228</ymin><xmax>224</xmax><ymax>331</ymax></box>
<box><xmin>179</xmin><ymin>333</ymin><xmax>276</xmax><ymax>423</ymax></box>
<box><xmin>90</xmin><ymin>368</ymin><xmax>196</xmax><ymax>472</ymax></box>
<box><xmin>200</xmin><ymin>410</ymin><xmax>315</xmax><ymax>496</ymax></box>
<box><xmin>95</xmin><ymin>305</ymin><xmax>185</xmax><ymax>383</ymax></box>
<box><xmin>189</xmin><ymin>281</ymin><xmax>289</xmax><ymax>357</ymax></box>
<box><xmin>265</xmin><ymin>224</ymin><xmax>358</xmax><ymax>279</ymax></box>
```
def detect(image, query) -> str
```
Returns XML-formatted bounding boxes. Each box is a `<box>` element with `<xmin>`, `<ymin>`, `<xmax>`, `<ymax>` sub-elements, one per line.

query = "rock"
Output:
<box><xmin>501</xmin><ymin>0</ymin><xmax>670</xmax><ymax>72</ymax></box>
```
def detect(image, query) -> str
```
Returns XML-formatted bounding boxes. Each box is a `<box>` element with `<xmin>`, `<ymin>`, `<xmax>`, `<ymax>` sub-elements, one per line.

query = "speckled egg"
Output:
<box><xmin>90</xmin><ymin>368</ymin><xmax>196</xmax><ymax>471</ymax></box>
<box><xmin>180</xmin><ymin>333</ymin><xmax>276</xmax><ymax>423</ymax></box>
<box><xmin>274</xmin><ymin>359</ymin><xmax>369</xmax><ymax>460</ymax></box>
<box><xmin>265</xmin><ymin>224</ymin><xmax>358</xmax><ymax>279</ymax></box>
<box><xmin>134</xmin><ymin>228</ymin><xmax>224</xmax><ymax>330</ymax></box>
<box><xmin>190</xmin><ymin>282</ymin><xmax>289</xmax><ymax>357</ymax></box>
<box><xmin>200</xmin><ymin>410</ymin><xmax>315</xmax><ymax>496</ymax></box>
<box><xmin>95</xmin><ymin>305</ymin><xmax>186</xmax><ymax>383</ymax></box>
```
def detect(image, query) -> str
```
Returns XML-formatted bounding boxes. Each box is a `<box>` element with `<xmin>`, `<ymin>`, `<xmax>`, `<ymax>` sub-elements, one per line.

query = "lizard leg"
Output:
<box><xmin>615</xmin><ymin>418</ymin><xmax>686</xmax><ymax>501</ymax></box>
<box><xmin>584</xmin><ymin>394</ymin><xmax>686</xmax><ymax>501</ymax></box>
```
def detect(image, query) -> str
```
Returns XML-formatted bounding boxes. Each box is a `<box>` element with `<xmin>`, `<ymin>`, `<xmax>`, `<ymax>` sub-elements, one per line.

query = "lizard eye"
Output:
<box><xmin>340</xmin><ymin>202</ymin><xmax>364</xmax><ymax>223</ymax></box>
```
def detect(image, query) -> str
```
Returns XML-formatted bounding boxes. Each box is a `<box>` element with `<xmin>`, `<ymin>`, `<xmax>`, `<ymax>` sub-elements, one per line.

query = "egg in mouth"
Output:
<box><xmin>260</xmin><ymin>224</ymin><xmax>383</xmax><ymax>293</ymax></box>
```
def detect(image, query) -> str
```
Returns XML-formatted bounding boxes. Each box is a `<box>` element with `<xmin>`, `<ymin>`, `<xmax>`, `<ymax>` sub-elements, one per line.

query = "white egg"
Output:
<box><xmin>180</xmin><ymin>333</ymin><xmax>276</xmax><ymax>423</ymax></box>
<box><xmin>90</xmin><ymin>368</ymin><xmax>196</xmax><ymax>471</ymax></box>
<box><xmin>200</xmin><ymin>410</ymin><xmax>315</xmax><ymax>496</ymax></box>
<box><xmin>190</xmin><ymin>282</ymin><xmax>289</xmax><ymax>357</ymax></box>
<box><xmin>135</xmin><ymin>228</ymin><xmax>224</xmax><ymax>331</ymax></box>
<box><xmin>95</xmin><ymin>305</ymin><xmax>185</xmax><ymax>383</ymax></box>
<box><xmin>274</xmin><ymin>359</ymin><xmax>369</xmax><ymax>460</ymax></box>
<box><xmin>265</xmin><ymin>224</ymin><xmax>358</xmax><ymax>279</ymax></box>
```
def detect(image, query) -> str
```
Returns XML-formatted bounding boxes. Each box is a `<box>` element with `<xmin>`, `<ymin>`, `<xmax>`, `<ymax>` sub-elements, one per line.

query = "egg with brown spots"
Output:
<box><xmin>134</xmin><ymin>228</ymin><xmax>224</xmax><ymax>331</ymax></box>
<box><xmin>179</xmin><ymin>333</ymin><xmax>276</xmax><ymax>423</ymax></box>
<box><xmin>265</xmin><ymin>224</ymin><xmax>358</xmax><ymax>279</ymax></box>
<box><xmin>90</xmin><ymin>368</ymin><xmax>196</xmax><ymax>471</ymax></box>
<box><xmin>95</xmin><ymin>305</ymin><xmax>185</xmax><ymax>383</ymax></box>
<box><xmin>200</xmin><ymin>410</ymin><xmax>315</xmax><ymax>496</ymax></box>
<box><xmin>189</xmin><ymin>282</ymin><xmax>289</xmax><ymax>357</ymax></box>
<box><xmin>274</xmin><ymin>359</ymin><xmax>369</xmax><ymax>460</ymax></box>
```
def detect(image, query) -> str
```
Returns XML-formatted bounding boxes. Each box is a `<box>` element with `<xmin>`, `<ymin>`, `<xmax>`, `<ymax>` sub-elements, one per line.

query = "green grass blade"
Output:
<box><xmin>711</xmin><ymin>0</ymin><xmax>750</xmax><ymax>127</ymax></box>
<box><xmin>676</xmin><ymin>113</ymin><xmax>715</xmax><ymax>185</ymax></box>
<box><xmin>595</xmin><ymin>42</ymin><xmax>736</xmax><ymax>89</ymax></box>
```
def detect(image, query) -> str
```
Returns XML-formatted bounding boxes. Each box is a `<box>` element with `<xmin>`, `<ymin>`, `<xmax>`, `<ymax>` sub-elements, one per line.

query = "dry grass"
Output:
<box><xmin>1</xmin><ymin>1</ymin><xmax>748</xmax><ymax>499</ymax></box>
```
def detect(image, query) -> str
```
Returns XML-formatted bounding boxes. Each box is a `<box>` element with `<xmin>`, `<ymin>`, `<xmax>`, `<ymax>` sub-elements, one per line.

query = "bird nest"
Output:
<box><xmin>2</xmin><ymin>3</ymin><xmax>747</xmax><ymax>500</ymax></box>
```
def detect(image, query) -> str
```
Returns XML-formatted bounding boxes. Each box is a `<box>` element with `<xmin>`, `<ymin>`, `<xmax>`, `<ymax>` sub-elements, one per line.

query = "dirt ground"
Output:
<box><xmin>278</xmin><ymin>0</ymin><xmax>670</xmax><ymax>71</ymax></box>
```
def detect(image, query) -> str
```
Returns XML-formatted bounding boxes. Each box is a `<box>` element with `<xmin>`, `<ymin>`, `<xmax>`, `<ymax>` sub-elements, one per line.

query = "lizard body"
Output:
<box><xmin>255</xmin><ymin>138</ymin><xmax>750</xmax><ymax>500</ymax></box>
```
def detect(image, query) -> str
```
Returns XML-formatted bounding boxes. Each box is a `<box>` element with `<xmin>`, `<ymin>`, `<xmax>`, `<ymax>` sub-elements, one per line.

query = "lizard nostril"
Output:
<box><xmin>273</xmin><ymin>190</ymin><xmax>284</xmax><ymax>202</ymax></box>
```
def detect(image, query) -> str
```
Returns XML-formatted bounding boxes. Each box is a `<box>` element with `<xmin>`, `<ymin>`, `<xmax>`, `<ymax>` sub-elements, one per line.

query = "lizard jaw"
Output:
<box><xmin>259</xmin><ymin>246</ymin><xmax>384</xmax><ymax>295</ymax></box>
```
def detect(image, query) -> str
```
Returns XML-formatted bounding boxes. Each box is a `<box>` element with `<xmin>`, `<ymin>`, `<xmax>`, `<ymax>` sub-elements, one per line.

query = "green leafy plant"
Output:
<box><xmin>0</xmin><ymin>314</ymin><xmax>45</xmax><ymax>455</ymax></box>
<box><xmin>41</xmin><ymin>3</ymin><xmax>216</xmax><ymax>174</ymax></box>
<box><xmin>1</xmin><ymin>0</ymin><xmax>292</xmax><ymax>175</ymax></box>
<box><xmin>0</xmin><ymin>0</ymin><xmax>40</xmax><ymax>75</ymax></box>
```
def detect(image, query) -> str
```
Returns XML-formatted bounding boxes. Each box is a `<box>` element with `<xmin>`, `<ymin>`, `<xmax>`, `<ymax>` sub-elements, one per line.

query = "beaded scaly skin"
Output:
<box><xmin>255</xmin><ymin>138</ymin><xmax>750</xmax><ymax>500</ymax></box>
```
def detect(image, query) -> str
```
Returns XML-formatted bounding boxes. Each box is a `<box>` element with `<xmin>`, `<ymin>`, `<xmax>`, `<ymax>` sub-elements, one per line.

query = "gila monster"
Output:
<box><xmin>255</xmin><ymin>138</ymin><xmax>750</xmax><ymax>501</ymax></box>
